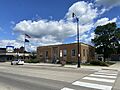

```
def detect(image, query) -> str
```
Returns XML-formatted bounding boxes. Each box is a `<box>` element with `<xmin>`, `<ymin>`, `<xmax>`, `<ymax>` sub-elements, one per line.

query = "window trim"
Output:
<box><xmin>83</xmin><ymin>49</ymin><xmax>85</xmax><ymax>57</ymax></box>
<box><xmin>71</xmin><ymin>49</ymin><xmax>76</xmax><ymax>56</ymax></box>
<box><xmin>63</xmin><ymin>49</ymin><xmax>67</xmax><ymax>57</ymax></box>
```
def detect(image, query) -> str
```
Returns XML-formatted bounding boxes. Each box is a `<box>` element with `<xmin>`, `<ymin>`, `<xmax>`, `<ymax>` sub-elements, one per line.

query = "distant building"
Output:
<box><xmin>37</xmin><ymin>43</ymin><xmax>95</xmax><ymax>63</ymax></box>
<box><xmin>0</xmin><ymin>47</ymin><xmax>30</xmax><ymax>62</ymax></box>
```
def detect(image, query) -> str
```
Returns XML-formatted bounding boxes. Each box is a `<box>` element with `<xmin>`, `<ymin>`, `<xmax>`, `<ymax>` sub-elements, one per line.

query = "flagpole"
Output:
<box><xmin>24</xmin><ymin>34</ymin><xmax>26</xmax><ymax>60</ymax></box>
<box><xmin>24</xmin><ymin>34</ymin><xmax>30</xmax><ymax>60</ymax></box>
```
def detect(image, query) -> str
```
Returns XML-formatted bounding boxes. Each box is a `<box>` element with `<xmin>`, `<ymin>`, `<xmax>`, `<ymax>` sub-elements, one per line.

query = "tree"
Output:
<box><xmin>92</xmin><ymin>22</ymin><xmax>120</xmax><ymax>61</ymax></box>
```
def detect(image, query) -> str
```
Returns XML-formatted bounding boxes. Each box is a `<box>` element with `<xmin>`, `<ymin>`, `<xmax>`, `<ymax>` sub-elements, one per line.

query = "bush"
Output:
<box><xmin>106</xmin><ymin>61</ymin><xmax>115</xmax><ymax>65</ymax></box>
<box><xmin>66</xmin><ymin>61</ymin><xmax>77</xmax><ymax>65</ymax></box>
<box><xmin>90</xmin><ymin>60</ymin><xmax>108</xmax><ymax>66</ymax></box>
<box><xmin>25</xmin><ymin>59</ymin><xmax>40</xmax><ymax>63</ymax></box>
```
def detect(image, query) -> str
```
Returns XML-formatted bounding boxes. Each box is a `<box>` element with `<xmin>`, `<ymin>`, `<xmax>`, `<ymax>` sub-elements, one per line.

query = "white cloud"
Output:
<box><xmin>80</xmin><ymin>34</ymin><xmax>88</xmax><ymax>41</ymax></box>
<box><xmin>85</xmin><ymin>33</ymin><xmax>95</xmax><ymax>43</ymax></box>
<box><xmin>78</xmin><ymin>32</ymin><xmax>95</xmax><ymax>45</ymax></box>
<box><xmin>0</xmin><ymin>40</ymin><xmax>22</xmax><ymax>48</ymax></box>
<box><xmin>0</xmin><ymin>39</ymin><xmax>36</xmax><ymax>52</ymax></box>
<box><xmin>95</xmin><ymin>17</ymin><xmax>117</xmax><ymax>26</ymax></box>
<box><xmin>13</xmin><ymin>1</ymin><xmax>98</xmax><ymax>49</ymax></box>
<box><xmin>10</xmin><ymin>21</ymin><xmax>15</xmax><ymax>25</ymax></box>
<box><xmin>14</xmin><ymin>20</ymin><xmax>76</xmax><ymax>42</ymax></box>
<box><xmin>95</xmin><ymin>0</ymin><xmax>120</xmax><ymax>10</ymax></box>
<box><xmin>12</xmin><ymin>0</ymin><xmax>119</xmax><ymax>51</ymax></box>
<box><xmin>66</xmin><ymin>1</ymin><xmax>98</xmax><ymax>24</ymax></box>
<box><xmin>79</xmin><ymin>24</ymin><xmax>93</xmax><ymax>34</ymax></box>
<box><xmin>13</xmin><ymin>19</ymin><xmax>93</xmax><ymax>46</ymax></box>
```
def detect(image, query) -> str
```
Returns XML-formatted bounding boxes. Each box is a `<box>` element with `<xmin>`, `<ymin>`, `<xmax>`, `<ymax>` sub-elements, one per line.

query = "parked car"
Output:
<box><xmin>11</xmin><ymin>59</ymin><xmax>24</xmax><ymax>65</ymax></box>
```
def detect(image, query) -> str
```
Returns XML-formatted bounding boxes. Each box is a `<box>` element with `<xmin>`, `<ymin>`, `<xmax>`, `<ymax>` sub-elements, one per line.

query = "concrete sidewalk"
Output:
<box><xmin>25</xmin><ymin>61</ymin><xmax>120</xmax><ymax>71</ymax></box>
<box><xmin>25</xmin><ymin>63</ymin><xmax>104</xmax><ymax>71</ymax></box>
<box><xmin>66</xmin><ymin>61</ymin><xmax>120</xmax><ymax>71</ymax></box>
<box><xmin>25</xmin><ymin>63</ymin><xmax>62</xmax><ymax>67</ymax></box>
<box><xmin>102</xmin><ymin>61</ymin><xmax>120</xmax><ymax>71</ymax></box>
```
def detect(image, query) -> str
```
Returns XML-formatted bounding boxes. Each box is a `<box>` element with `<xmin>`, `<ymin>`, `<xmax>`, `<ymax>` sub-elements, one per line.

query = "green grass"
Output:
<box><xmin>81</xmin><ymin>60</ymin><xmax>115</xmax><ymax>66</ymax></box>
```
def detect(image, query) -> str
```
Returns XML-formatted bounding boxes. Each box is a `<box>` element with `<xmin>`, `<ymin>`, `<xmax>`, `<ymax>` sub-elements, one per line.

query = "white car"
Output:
<box><xmin>11</xmin><ymin>59</ymin><xmax>24</xmax><ymax>65</ymax></box>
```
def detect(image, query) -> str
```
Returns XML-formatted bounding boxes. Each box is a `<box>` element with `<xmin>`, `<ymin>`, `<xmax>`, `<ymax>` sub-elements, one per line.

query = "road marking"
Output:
<box><xmin>61</xmin><ymin>70</ymin><xmax>118</xmax><ymax>90</ymax></box>
<box><xmin>98</xmin><ymin>70</ymin><xmax>118</xmax><ymax>74</ymax></box>
<box><xmin>72</xmin><ymin>81</ymin><xmax>112</xmax><ymax>90</ymax></box>
<box><xmin>94</xmin><ymin>72</ymin><xmax>118</xmax><ymax>76</ymax></box>
<box><xmin>89</xmin><ymin>74</ymin><xmax>117</xmax><ymax>79</ymax></box>
<box><xmin>61</xmin><ymin>87</ymin><xmax>75</xmax><ymax>90</ymax></box>
<box><xmin>83</xmin><ymin>77</ymin><xmax>115</xmax><ymax>83</ymax></box>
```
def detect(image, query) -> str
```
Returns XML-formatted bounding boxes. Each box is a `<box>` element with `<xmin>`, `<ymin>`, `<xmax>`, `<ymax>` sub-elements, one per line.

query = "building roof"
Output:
<box><xmin>37</xmin><ymin>42</ymin><xmax>94</xmax><ymax>48</ymax></box>
<box><xmin>0</xmin><ymin>48</ymin><xmax>6</xmax><ymax>50</ymax></box>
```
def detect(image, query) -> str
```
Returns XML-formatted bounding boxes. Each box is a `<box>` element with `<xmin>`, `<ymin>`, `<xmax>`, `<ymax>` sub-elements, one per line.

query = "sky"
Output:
<box><xmin>0</xmin><ymin>0</ymin><xmax>120</xmax><ymax>51</ymax></box>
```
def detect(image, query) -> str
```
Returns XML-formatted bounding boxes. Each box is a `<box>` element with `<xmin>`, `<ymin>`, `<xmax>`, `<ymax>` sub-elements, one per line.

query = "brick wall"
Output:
<box><xmin>37</xmin><ymin>43</ymin><xmax>95</xmax><ymax>63</ymax></box>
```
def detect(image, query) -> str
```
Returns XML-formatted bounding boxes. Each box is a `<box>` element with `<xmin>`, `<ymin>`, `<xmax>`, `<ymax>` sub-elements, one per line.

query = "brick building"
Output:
<box><xmin>37</xmin><ymin>43</ymin><xmax>95</xmax><ymax>64</ymax></box>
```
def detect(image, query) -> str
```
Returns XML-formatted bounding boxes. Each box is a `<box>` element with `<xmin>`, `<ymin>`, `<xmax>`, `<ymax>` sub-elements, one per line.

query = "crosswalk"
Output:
<box><xmin>61</xmin><ymin>69</ymin><xmax>118</xmax><ymax>90</ymax></box>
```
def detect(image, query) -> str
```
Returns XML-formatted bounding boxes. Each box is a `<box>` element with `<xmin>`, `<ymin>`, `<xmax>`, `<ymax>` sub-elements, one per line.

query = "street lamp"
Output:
<box><xmin>72</xmin><ymin>13</ymin><xmax>80</xmax><ymax>68</ymax></box>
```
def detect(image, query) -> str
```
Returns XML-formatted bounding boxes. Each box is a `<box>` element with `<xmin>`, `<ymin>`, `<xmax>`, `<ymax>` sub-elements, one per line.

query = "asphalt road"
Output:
<box><xmin>0</xmin><ymin>71</ymin><xmax>69</xmax><ymax>90</ymax></box>
<box><xmin>0</xmin><ymin>62</ymin><xmax>94</xmax><ymax>90</ymax></box>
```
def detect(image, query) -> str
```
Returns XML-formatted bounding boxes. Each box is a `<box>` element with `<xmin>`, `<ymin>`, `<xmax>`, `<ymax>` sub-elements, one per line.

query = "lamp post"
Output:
<box><xmin>72</xmin><ymin>13</ymin><xmax>80</xmax><ymax>68</ymax></box>
<box><xmin>17</xmin><ymin>48</ymin><xmax>19</xmax><ymax>60</ymax></box>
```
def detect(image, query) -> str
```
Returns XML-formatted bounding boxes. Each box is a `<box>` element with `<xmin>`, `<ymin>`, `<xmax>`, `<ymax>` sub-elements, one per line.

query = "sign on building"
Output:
<box><xmin>6</xmin><ymin>46</ymin><xmax>14</xmax><ymax>53</ymax></box>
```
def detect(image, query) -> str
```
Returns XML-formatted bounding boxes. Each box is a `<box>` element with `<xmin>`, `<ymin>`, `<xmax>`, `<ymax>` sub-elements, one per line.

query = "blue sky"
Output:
<box><xmin>0</xmin><ymin>0</ymin><xmax>120</xmax><ymax>51</ymax></box>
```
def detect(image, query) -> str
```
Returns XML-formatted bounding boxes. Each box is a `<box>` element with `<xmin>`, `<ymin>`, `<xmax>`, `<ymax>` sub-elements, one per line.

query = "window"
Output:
<box><xmin>71</xmin><ymin>49</ymin><xmax>76</xmax><ymax>56</ymax></box>
<box><xmin>86</xmin><ymin>49</ymin><xmax>88</xmax><ymax>56</ymax></box>
<box><xmin>63</xmin><ymin>49</ymin><xmax>67</xmax><ymax>56</ymax></box>
<box><xmin>83</xmin><ymin>49</ymin><xmax>85</xmax><ymax>56</ymax></box>
<box><xmin>60</xmin><ymin>50</ymin><xmax>62</xmax><ymax>57</ymax></box>
<box><xmin>45</xmin><ymin>51</ymin><xmax>48</xmax><ymax>57</ymax></box>
<box><xmin>40</xmin><ymin>54</ymin><xmax>43</xmax><ymax>57</ymax></box>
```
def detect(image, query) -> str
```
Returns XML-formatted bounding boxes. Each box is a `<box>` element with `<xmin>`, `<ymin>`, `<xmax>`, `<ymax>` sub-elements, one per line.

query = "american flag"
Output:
<box><xmin>25</xmin><ymin>34</ymin><xmax>31</xmax><ymax>38</ymax></box>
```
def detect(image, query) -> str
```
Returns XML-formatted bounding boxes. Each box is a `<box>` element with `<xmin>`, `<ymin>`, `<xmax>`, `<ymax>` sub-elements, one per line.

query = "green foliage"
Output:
<box><xmin>92</xmin><ymin>22</ymin><xmax>120</xmax><ymax>61</ymax></box>
<box><xmin>90</xmin><ymin>60</ymin><xmax>108</xmax><ymax>66</ymax></box>
<box><xmin>106</xmin><ymin>61</ymin><xmax>115</xmax><ymax>65</ymax></box>
<box><xmin>25</xmin><ymin>59</ymin><xmax>40</xmax><ymax>63</ymax></box>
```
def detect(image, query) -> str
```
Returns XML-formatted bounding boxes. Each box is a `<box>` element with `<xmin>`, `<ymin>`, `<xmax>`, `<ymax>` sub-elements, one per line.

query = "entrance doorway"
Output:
<box><xmin>52</xmin><ymin>47</ymin><xmax>59</xmax><ymax>63</ymax></box>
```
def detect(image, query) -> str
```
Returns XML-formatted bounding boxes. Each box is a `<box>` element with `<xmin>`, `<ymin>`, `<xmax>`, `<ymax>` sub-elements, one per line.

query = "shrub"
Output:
<box><xmin>90</xmin><ymin>60</ymin><xmax>108</xmax><ymax>66</ymax></box>
<box><xmin>25</xmin><ymin>59</ymin><xmax>40</xmax><ymax>63</ymax></box>
<box><xmin>106</xmin><ymin>61</ymin><xmax>115</xmax><ymax>65</ymax></box>
<box><xmin>66</xmin><ymin>61</ymin><xmax>77</xmax><ymax>65</ymax></box>
<box><xmin>99</xmin><ymin>61</ymin><xmax>108</xmax><ymax>66</ymax></box>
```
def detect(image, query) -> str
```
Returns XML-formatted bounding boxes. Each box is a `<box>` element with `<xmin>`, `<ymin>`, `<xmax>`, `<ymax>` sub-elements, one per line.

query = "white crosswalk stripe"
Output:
<box><xmin>61</xmin><ymin>69</ymin><xmax>118</xmax><ymax>90</ymax></box>
<box><xmin>89</xmin><ymin>74</ymin><xmax>117</xmax><ymax>78</ymax></box>
<box><xmin>94</xmin><ymin>72</ymin><xmax>118</xmax><ymax>76</ymax></box>
<box><xmin>72</xmin><ymin>81</ymin><xmax>112</xmax><ymax>90</ymax></box>
<box><xmin>98</xmin><ymin>70</ymin><xmax>118</xmax><ymax>74</ymax></box>
<box><xmin>83</xmin><ymin>76</ymin><xmax>115</xmax><ymax>83</ymax></box>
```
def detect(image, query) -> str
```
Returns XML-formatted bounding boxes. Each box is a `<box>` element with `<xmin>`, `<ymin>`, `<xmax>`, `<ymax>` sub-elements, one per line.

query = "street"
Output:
<box><xmin>0</xmin><ymin>62</ymin><xmax>94</xmax><ymax>90</ymax></box>
<box><xmin>0</xmin><ymin>62</ymin><xmax>120</xmax><ymax>90</ymax></box>
<box><xmin>0</xmin><ymin>71</ymin><xmax>68</xmax><ymax>90</ymax></box>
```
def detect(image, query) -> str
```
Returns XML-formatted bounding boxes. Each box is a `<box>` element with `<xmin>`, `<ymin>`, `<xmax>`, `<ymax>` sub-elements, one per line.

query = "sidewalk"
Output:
<box><xmin>25</xmin><ymin>61</ymin><xmax>120</xmax><ymax>71</ymax></box>
<box><xmin>102</xmin><ymin>61</ymin><xmax>120</xmax><ymax>71</ymax></box>
<box><xmin>25</xmin><ymin>63</ymin><xmax>62</xmax><ymax>67</ymax></box>
<box><xmin>25</xmin><ymin>63</ymin><xmax>104</xmax><ymax>71</ymax></box>
<box><xmin>64</xmin><ymin>62</ymin><xmax>120</xmax><ymax>71</ymax></box>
